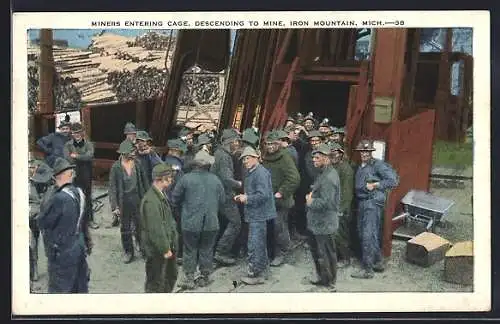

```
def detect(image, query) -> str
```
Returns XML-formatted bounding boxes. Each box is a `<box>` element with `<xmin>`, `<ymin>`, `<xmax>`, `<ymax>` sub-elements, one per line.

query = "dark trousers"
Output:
<box><xmin>182</xmin><ymin>230</ymin><xmax>218</xmax><ymax>276</ymax></box>
<box><xmin>358</xmin><ymin>200</ymin><xmax>383</xmax><ymax>271</ymax></box>
<box><xmin>248</xmin><ymin>221</ymin><xmax>269</xmax><ymax>276</ymax></box>
<box><xmin>75</xmin><ymin>164</ymin><xmax>94</xmax><ymax>223</ymax></box>
<box><xmin>29</xmin><ymin>217</ymin><xmax>40</xmax><ymax>281</ymax></box>
<box><xmin>292</xmin><ymin>187</ymin><xmax>308</xmax><ymax>235</ymax></box>
<box><xmin>145</xmin><ymin>256</ymin><xmax>178</xmax><ymax>293</ymax></box>
<box><xmin>216</xmin><ymin>202</ymin><xmax>242</xmax><ymax>257</ymax></box>
<box><xmin>48</xmin><ymin>253</ymin><xmax>89</xmax><ymax>293</ymax></box>
<box><xmin>308</xmin><ymin>233</ymin><xmax>337</xmax><ymax>286</ymax></box>
<box><xmin>173</xmin><ymin>208</ymin><xmax>183</xmax><ymax>258</ymax></box>
<box><xmin>335</xmin><ymin>211</ymin><xmax>352</xmax><ymax>261</ymax></box>
<box><xmin>273</xmin><ymin>207</ymin><xmax>291</xmax><ymax>257</ymax></box>
<box><xmin>121</xmin><ymin>194</ymin><xmax>141</xmax><ymax>255</ymax></box>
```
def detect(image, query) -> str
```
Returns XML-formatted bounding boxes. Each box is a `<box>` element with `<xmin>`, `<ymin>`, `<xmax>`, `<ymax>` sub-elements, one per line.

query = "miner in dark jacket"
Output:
<box><xmin>277</xmin><ymin>128</ymin><xmax>299</xmax><ymax>167</ymax></box>
<box><xmin>135</xmin><ymin>130</ymin><xmax>163</xmax><ymax>188</ymax></box>
<box><xmin>171</xmin><ymin>150</ymin><xmax>225</xmax><ymax>289</ymax></box>
<box><xmin>212</xmin><ymin>129</ymin><xmax>243</xmax><ymax>265</ymax></box>
<box><xmin>64</xmin><ymin>122</ymin><xmax>99</xmax><ymax>229</ymax></box>
<box><xmin>329</xmin><ymin>142</ymin><xmax>354</xmax><ymax>266</ymax></box>
<box><xmin>262</xmin><ymin>130</ymin><xmax>300</xmax><ymax>266</ymax></box>
<box><xmin>29</xmin><ymin>159</ymin><xmax>53</xmax><ymax>284</ymax></box>
<box><xmin>140</xmin><ymin>163</ymin><xmax>179</xmax><ymax>293</ymax></box>
<box><xmin>37</xmin><ymin>158</ymin><xmax>92</xmax><ymax>293</ymax></box>
<box><xmin>351</xmin><ymin>140</ymin><xmax>399</xmax><ymax>279</ymax></box>
<box><xmin>179</xmin><ymin>127</ymin><xmax>196</xmax><ymax>171</ymax></box>
<box><xmin>108</xmin><ymin>140</ymin><xmax>149</xmax><ymax>263</ymax></box>
<box><xmin>235</xmin><ymin>146</ymin><xmax>276</xmax><ymax>285</ymax></box>
<box><xmin>36</xmin><ymin>120</ymin><xmax>72</xmax><ymax>168</ymax></box>
<box><xmin>305</xmin><ymin>143</ymin><xmax>340</xmax><ymax>290</ymax></box>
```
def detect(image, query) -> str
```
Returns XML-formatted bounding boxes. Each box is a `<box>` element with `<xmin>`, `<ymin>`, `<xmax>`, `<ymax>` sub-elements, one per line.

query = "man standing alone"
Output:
<box><xmin>140</xmin><ymin>163</ymin><xmax>179</xmax><ymax>293</ymax></box>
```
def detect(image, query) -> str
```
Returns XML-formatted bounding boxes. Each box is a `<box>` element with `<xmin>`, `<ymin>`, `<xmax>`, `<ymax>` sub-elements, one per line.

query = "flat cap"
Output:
<box><xmin>117</xmin><ymin>140</ymin><xmax>136</xmax><ymax>154</ymax></box>
<box><xmin>312</xmin><ymin>143</ymin><xmax>331</xmax><ymax>156</ymax></box>
<box><xmin>136</xmin><ymin>130</ymin><xmax>152</xmax><ymax>142</ymax></box>
<box><xmin>152</xmin><ymin>163</ymin><xmax>175</xmax><ymax>179</ymax></box>
<box><xmin>239</xmin><ymin>146</ymin><xmax>260</xmax><ymax>159</ymax></box>
<box><xmin>52</xmin><ymin>157</ymin><xmax>75</xmax><ymax>176</ymax></box>
<box><xmin>194</xmin><ymin>150</ymin><xmax>215</xmax><ymax>165</ymax></box>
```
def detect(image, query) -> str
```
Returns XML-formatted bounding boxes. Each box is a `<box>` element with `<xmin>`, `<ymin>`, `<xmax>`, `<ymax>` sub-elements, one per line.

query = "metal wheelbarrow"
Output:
<box><xmin>392</xmin><ymin>189</ymin><xmax>455</xmax><ymax>233</ymax></box>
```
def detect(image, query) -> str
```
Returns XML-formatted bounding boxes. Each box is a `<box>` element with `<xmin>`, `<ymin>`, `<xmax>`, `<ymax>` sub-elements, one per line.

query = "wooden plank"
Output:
<box><xmin>296</xmin><ymin>74</ymin><xmax>359</xmax><ymax>83</ymax></box>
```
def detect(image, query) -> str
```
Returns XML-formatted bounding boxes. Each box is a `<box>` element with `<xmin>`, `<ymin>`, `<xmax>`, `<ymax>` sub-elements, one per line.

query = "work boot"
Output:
<box><xmin>214</xmin><ymin>252</ymin><xmax>236</xmax><ymax>266</ymax></box>
<box><xmin>241</xmin><ymin>271</ymin><xmax>265</xmax><ymax>285</ymax></box>
<box><xmin>195</xmin><ymin>274</ymin><xmax>213</xmax><ymax>288</ymax></box>
<box><xmin>122</xmin><ymin>252</ymin><xmax>134</xmax><ymax>264</ymax></box>
<box><xmin>350</xmin><ymin>268</ymin><xmax>374</xmax><ymax>279</ymax></box>
<box><xmin>89</xmin><ymin>221</ymin><xmax>100</xmax><ymax>229</ymax></box>
<box><xmin>111</xmin><ymin>215</ymin><xmax>120</xmax><ymax>227</ymax></box>
<box><xmin>373</xmin><ymin>261</ymin><xmax>386</xmax><ymax>273</ymax></box>
<box><xmin>179</xmin><ymin>274</ymin><xmax>196</xmax><ymax>290</ymax></box>
<box><xmin>270</xmin><ymin>255</ymin><xmax>284</xmax><ymax>267</ymax></box>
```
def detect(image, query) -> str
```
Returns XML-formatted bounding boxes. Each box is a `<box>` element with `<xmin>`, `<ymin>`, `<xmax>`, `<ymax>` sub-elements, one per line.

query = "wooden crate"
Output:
<box><xmin>406</xmin><ymin>232</ymin><xmax>452</xmax><ymax>267</ymax></box>
<box><xmin>444</xmin><ymin>241</ymin><xmax>474</xmax><ymax>285</ymax></box>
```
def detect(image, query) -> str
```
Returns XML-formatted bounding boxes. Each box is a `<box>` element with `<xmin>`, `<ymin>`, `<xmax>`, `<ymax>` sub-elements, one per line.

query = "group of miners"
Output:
<box><xmin>29</xmin><ymin>110</ymin><xmax>399</xmax><ymax>293</ymax></box>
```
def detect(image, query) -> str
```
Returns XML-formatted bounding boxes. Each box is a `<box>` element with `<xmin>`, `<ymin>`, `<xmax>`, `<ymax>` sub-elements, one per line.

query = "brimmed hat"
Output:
<box><xmin>58</xmin><ymin>120</ymin><xmax>71</xmax><ymax>129</ymax></box>
<box><xmin>168</xmin><ymin>138</ymin><xmax>187</xmax><ymax>152</ymax></box>
<box><xmin>123</xmin><ymin>122</ymin><xmax>137</xmax><ymax>135</ymax></box>
<box><xmin>354</xmin><ymin>139</ymin><xmax>376</xmax><ymax>151</ymax></box>
<box><xmin>196</xmin><ymin>133</ymin><xmax>212</xmax><ymax>146</ymax></box>
<box><xmin>221</xmin><ymin>128</ymin><xmax>241</xmax><ymax>144</ymax></box>
<box><xmin>152</xmin><ymin>163</ymin><xmax>175</xmax><ymax>179</ymax></box>
<box><xmin>70</xmin><ymin>122</ymin><xmax>84</xmax><ymax>133</ymax></box>
<box><xmin>117</xmin><ymin>140</ymin><xmax>136</xmax><ymax>154</ymax></box>
<box><xmin>312</xmin><ymin>143</ymin><xmax>331</xmax><ymax>156</ymax></box>
<box><xmin>319</xmin><ymin>118</ymin><xmax>330</xmax><ymax>127</ymax></box>
<box><xmin>52</xmin><ymin>157</ymin><xmax>75</xmax><ymax>177</ymax></box>
<box><xmin>303</xmin><ymin>112</ymin><xmax>317</xmax><ymax>123</ymax></box>
<box><xmin>242</xmin><ymin>128</ymin><xmax>259</xmax><ymax>145</ymax></box>
<box><xmin>194</xmin><ymin>150</ymin><xmax>215</xmax><ymax>165</ymax></box>
<box><xmin>136</xmin><ymin>130</ymin><xmax>152</xmax><ymax>142</ymax></box>
<box><xmin>328</xmin><ymin>142</ymin><xmax>345</xmax><ymax>153</ymax></box>
<box><xmin>266</xmin><ymin>130</ymin><xmax>287</xmax><ymax>142</ymax></box>
<box><xmin>239</xmin><ymin>146</ymin><xmax>260</xmax><ymax>159</ymax></box>
<box><xmin>285</xmin><ymin>115</ymin><xmax>295</xmax><ymax>123</ymax></box>
<box><xmin>307</xmin><ymin>130</ymin><xmax>323</xmax><ymax>139</ymax></box>
<box><xmin>31</xmin><ymin>162</ymin><xmax>53</xmax><ymax>183</ymax></box>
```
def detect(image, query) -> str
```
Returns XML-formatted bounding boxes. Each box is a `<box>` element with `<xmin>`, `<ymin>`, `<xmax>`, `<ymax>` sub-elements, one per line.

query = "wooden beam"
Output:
<box><xmin>275</xmin><ymin>29</ymin><xmax>294</xmax><ymax>65</ymax></box>
<box><xmin>297</xmin><ymin>74</ymin><xmax>359</xmax><ymax>83</ymax></box>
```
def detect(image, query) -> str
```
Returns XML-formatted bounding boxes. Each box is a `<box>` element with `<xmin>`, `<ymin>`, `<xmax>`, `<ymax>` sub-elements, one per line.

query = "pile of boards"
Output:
<box><xmin>406</xmin><ymin>232</ymin><xmax>473</xmax><ymax>286</ymax></box>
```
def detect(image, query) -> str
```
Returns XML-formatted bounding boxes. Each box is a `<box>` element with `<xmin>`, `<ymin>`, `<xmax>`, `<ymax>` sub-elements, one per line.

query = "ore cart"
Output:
<box><xmin>395</xmin><ymin>190</ymin><xmax>455</xmax><ymax>233</ymax></box>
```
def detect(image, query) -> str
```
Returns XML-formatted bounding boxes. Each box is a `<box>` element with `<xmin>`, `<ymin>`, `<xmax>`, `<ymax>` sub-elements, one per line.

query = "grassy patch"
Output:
<box><xmin>432</xmin><ymin>140</ymin><xmax>473</xmax><ymax>169</ymax></box>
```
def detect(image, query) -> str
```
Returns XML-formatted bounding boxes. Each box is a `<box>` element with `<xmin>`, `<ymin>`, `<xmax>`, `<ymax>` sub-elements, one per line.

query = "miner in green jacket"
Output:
<box><xmin>262</xmin><ymin>130</ymin><xmax>300</xmax><ymax>266</ymax></box>
<box><xmin>329</xmin><ymin>142</ymin><xmax>354</xmax><ymax>266</ymax></box>
<box><xmin>140</xmin><ymin>163</ymin><xmax>179</xmax><ymax>293</ymax></box>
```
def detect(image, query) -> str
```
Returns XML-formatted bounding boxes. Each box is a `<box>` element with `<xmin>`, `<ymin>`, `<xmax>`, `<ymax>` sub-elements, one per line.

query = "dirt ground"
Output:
<box><xmin>30</xmin><ymin>180</ymin><xmax>473</xmax><ymax>294</ymax></box>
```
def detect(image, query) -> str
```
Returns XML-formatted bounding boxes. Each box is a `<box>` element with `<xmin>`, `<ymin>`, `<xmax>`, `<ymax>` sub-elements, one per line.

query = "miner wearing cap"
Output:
<box><xmin>108</xmin><ymin>140</ymin><xmax>149</xmax><ymax>263</ymax></box>
<box><xmin>235</xmin><ymin>146</ymin><xmax>276</xmax><ymax>285</ymax></box>
<box><xmin>284</xmin><ymin>115</ymin><xmax>296</xmax><ymax>129</ymax></box>
<box><xmin>64</xmin><ymin>122</ymin><xmax>99</xmax><ymax>229</ymax></box>
<box><xmin>122</xmin><ymin>122</ymin><xmax>137</xmax><ymax>145</ymax></box>
<box><xmin>37</xmin><ymin>157</ymin><xmax>92</xmax><ymax>293</ymax></box>
<box><xmin>29</xmin><ymin>159</ymin><xmax>53</xmax><ymax>284</ymax></box>
<box><xmin>36</xmin><ymin>120</ymin><xmax>72</xmax><ymax>168</ymax></box>
<box><xmin>329</xmin><ymin>142</ymin><xmax>354</xmax><ymax>267</ymax></box>
<box><xmin>140</xmin><ymin>163</ymin><xmax>179</xmax><ymax>293</ymax></box>
<box><xmin>171</xmin><ymin>150</ymin><xmax>225</xmax><ymax>289</ymax></box>
<box><xmin>262</xmin><ymin>130</ymin><xmax>300</xmax><ymax>266</ymax></box>
<box><xmin>318</xmin><ymin>118</ymin><xmax>333</xmax><ymax>140</ymax></box>
<box><xmin>135</xmin><ymin>130</ymin><xmax>163</xmax><ymax>188</ymax></box>
<box><xmin>351</xmin><ymin>140</ymin><xmax>399</xmax><ymax>279</ymax></box>
<box><xmin>179</xmin><ymin>127</ymin><xmax>196</xmax><ymax>169</ymax></box>
<box><xmin>277</xmin><ymin>128</ymin><xmax>299</xmax><ymax>167</ymax></box>
<box><xmin>304</xmin><ymin>143</ymin><xmax>340</xmax><ymax>290</ymax></box>
<box><xmin>212</xmin><ymin>129</ymin><xmax>244</xmax><ymax>265</ymax></box>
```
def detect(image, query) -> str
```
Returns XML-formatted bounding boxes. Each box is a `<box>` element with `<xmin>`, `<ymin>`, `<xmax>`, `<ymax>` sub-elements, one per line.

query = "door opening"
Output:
<box><xmin>298</xmin><ymin>80</ymin><xmax>352</xmax><ymax>127</ymax></box>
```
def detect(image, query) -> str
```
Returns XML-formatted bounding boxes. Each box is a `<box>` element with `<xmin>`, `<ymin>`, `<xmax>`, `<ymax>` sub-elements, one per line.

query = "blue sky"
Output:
<box><xmin>28</xmin><ymin>29</ymin><xmax>237</xmax><ymax>52</ymax></box>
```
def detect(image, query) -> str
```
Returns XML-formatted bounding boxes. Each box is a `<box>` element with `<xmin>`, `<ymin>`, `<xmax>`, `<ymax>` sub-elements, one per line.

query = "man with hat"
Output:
<box><xmin>284</xmin><ymin>115</ymin><xmax>296</xmax><ymax>129</ymax></box>
<box><xmin>277</xmin><ymin>128</ymin><xmax>299</xmax><ymax>167</ymax></box>
<box><xmin>262</xmin><ymin>130</ymin><xmax>300</xmax><ymax>267</ymax></box>
<box><xmin>329</xmin><ymin>127</ymin><xmax>346</xmax><ymax>145</ymax></box>
<box><xmin>29</xmin><ymin>159</ymin><xmax>53</xmax><ymax>284</ymax></box>
<box><xmin>304</xmin><ymin>143</ymin><xmax>340</xmax><ymax>291</ymax></box>
<box><xmin>179</xmin><ymin>127</ymin><xmax>196</xmax><ymax>169</ymax></box>
<box><xmin>135</xmin><ymin>130</ymin><xmax>162</xmax><ymax>188</ymax></box>
<box><xmin>140</xmin><ymin>163</ymin><xmax>179</xmax><ymax>293</ymax></box>
<box><xmin>37</xmin><ymin>157</ymin><xmax>92</xmax><ymax>293</ymax></box>
<box><xmin>318</xmin><ymin>118</ymin><xmax>333</xmax><ymax>140</ymax></box>
<box><xmin>302</xmin><ymin>112</ymin><xmax>317</xmax><ymax>133</ymax></box>
<box><xmin>108</xmin><ymin>140</ymin><xmax>149</xmax><ymax>263</ymax></box>
<box><xmin>241</xmin><ymin>128</ymin><xmax>260</xmax><ymax>150</ymax></box>
<box><xmin>235</xmin><ymin>146</ymin><xmax>276</xmax><ymax>285</ymax></box>
<box><xmin>64</xmin><ymin>122</ymin><xmax>99</xmax><ymax>229</ymax></box>
<box><xmin>122</xmin><ymin>122</ymin><xmax>137</xmax><ymax>145</ymax></box>
<box><xmin>212</xmin><ymin>128</ymin><xmax>244</xmax><ymax>265</ymax></box>
<box><xmin>351</xmin><ymin>140</ymin><xmax>399</xmax><ymax>279</ymax></box>
<box><xmin>171</xmin><ymin>150</ymin><xmax>225</xmax><ymax>289</ymax></box>
<box><xmin>36</xmin><ymin>120</ymin><xmax>72</xmax><ymax>168</ymax></box>
<box><xmin>329</xmin><ymin>142</ymin><xmax>355</xmax><ymax>267</ymax></box>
